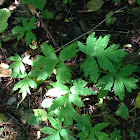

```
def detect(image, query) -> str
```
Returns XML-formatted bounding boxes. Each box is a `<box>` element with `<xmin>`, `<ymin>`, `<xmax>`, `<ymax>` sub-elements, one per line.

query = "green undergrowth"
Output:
<box><xmin>0</xmin><ymin>0</ymin><xmax>140</xmax><ymax>139</ymax></box>
<box><xmin>8</xmin><ymin>32</ymin><xmax>139</xmax><ymax>139</ymax></box>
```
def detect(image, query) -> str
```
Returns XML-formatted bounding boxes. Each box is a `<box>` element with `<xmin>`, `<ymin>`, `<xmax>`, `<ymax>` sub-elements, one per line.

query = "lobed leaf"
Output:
<box><xmin>60</xmin><ymin>41</ymin><xmax>79</xmax><ymax>61</ymax></box>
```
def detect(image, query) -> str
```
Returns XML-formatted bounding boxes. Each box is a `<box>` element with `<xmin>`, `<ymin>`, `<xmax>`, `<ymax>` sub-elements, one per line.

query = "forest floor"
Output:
<box><xmin>0</xmin><ymin>0</ymin><xmax>140</xmax><ymax>139</ymax></box>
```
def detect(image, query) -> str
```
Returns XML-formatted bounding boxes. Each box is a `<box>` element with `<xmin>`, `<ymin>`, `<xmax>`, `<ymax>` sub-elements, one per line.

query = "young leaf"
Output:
<box><xmin>116</xmin><ymin>102</ymin><xmax>129</xmax><ymax>119</ymax></box>
<box><xmin>12</xmin><ymin>16</ymin><xmax>36</xmax><ymax>45</ymax></box>
<box><xmin>59</xmin><ymin>41</ymin><xmax>79</xmax><ymax>61</ymax></box>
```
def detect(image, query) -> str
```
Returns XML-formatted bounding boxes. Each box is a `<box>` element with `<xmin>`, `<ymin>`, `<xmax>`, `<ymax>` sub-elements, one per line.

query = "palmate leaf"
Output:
<box><xmin>49</xmin><ymin>93</ymin><xmax>81</xmax><ymax>126</ymax></box>
<box><xmin>40</xmin><ymin>119</ymin><xmax>71</xmax><ymax>140</ymax></box>
<box><xmin>97</xmin><ymin>64</ymin><xmax>138</xmax><ymax>100</ymax></box>
<box><xmin>12</xmin><ymin>16</ymin><xmax>36</xmax><ymax>45</ymax></box>
<box><xmin>9</xmin><ymin>54</ymin><xmax>25</xmax><ymax>77</ymax></box>
<box><xmin>29</xmin><ymin>43</ymin><xmax>59</xmax><ymax>80</ymax></box>
<box><xmin>13</xmin><ymin>77</ymin><xmax>37</xmax><ymax>100</ymax></box>
<box><xmin>89</xmin><ymin>123</ymin><xmax>109</xmax><ymax>140</ymax></box>
<box><xmin>78</xmin><ymin>32</ymin><xmax>127</xmax><ymax>82</ymax></box>
<box><xmin>77</xmin><ymin>114</ymin><xmax>109</xmax><ymax>140</ymax></box>
<box><xmin>77</xmin><ymin>114</ymin><xmax>92</xmax><ymax>140</ymax></box>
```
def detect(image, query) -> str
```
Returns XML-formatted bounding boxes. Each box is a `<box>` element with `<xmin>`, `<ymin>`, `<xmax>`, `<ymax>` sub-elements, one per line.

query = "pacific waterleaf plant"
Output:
<box><xmin>77</xmin><ymin>114</ymin><xmax>109</xmax><ymax>140</ymax></box>
<box><xmin>78</xmin><ymin>32</ymin><xmax>127</xmax><ymax>82</ymax></box>
<box><xmin>29</xmin><ymin>41</ymin><xmax>79</xmax><ymax>83</ymax></box>
<box><xmin>12</xmin><ymin>16</ymin><xmax>36</xmax><ymax>45</ymax></box>
<box><xmin>97</xmin><ymin>64</ymin><xmax>138</xmax><ymax>100</ymax></box>
<box><xmin>47</xmin><ymin>79</ymin><xmax>96</xmax><ymax>126</ymax></box>
<box><xmin>40</xmin><ymin>118</ymin><xmax>71</xmax><ymax>140</ymax></box>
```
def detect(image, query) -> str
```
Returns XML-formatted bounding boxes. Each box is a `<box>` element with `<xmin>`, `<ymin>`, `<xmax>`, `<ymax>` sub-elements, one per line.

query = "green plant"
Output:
<box><xmin>9</xmin><ymin>33</ymin><xmax>139</xmax><ymax>139</ymax></box>
<box><xmin>12</xmin><ymin>16</ymin><xmax>37</xmax><ymax>45</ymax></box>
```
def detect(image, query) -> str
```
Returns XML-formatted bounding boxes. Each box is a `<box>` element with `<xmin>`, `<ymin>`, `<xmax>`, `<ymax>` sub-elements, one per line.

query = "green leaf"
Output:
<box><xmin>13</xmin><ymin>77</ymin><xmax>37</xmax><ymax>100</ymax></box>
<box><xmin>78</xmin><ymin>33</ymin><xmax>96</xmax><ymax>56</ymax></box>
<box><xmin>0</xmin><ymin>8</ymin><xmax>11</xmax><ymax>33</ymax></box>
<box><xmin>110</xmin><ymin>128</ymin><xmax>122</xmax><ymax>140</ymax></box>
<box><xmin>69</xmin><ymin>94</ymin><xmax>84</xmax><ymax>107</ymax></box>
<box><xmin>25</xmin><ymin>30</ymin><xmax>36</xmax><ymax>45</ymax></box>
<box><xmin>60</xmin><ymin>129</ymin><xmax>71</xmax><ymax>140</ymax></box>
<box><xmin>42</xmin><ymin>9</ymin><xmax>54</xmax><ymax>19</ymax></box>
<box><xmin>49</xmin><ymin>93</ymin><xmax>79</xmax><ymax>126</ymax></box>
<box><xmin>79</xmin><ymin>33</ymin><xmax>127</xmax><ymax>79</ymax></box>
<box><xmin>60</xmin><ymin>41</ymin><xmax>79</xmax><ymax>61</ymax></box>
<box><xmin>12</xmin><ymin>17</ymin><xmax>36</xmax><ymax>45</ymax></box>
<box><xmin>60</xmin><ymin>101</ymin><xmax>79</xmax><ymax>126</ymax></box>
<box><xmin>77</xmin><ymin>114</ymin><xmax>92</xmax><ymax>140</ymax></box>
<box><xmin>33</xmin><ymin>109</ymin><xmax>48</xmax><ymax>121</ymax></box>
<box><xmin>90</xmin><ymin>123</ymin><xmax>109</xmax><ymax>140</ymax></box>
<box><xmin>81</xmin><ymin>57</ymin><xmax>99</xmax><ymax>82</ymax></box>
<box><xmin>49</xmin><ymin>118</ymin><xmax>62</xmax><ymax>130</ymax></box>
<box><xmin>41</xmin><ymin>120</ymin><xmax>71</xmax><ymax>140</ymax></box>
<box><xmin>8</xmin><ymin>54</ymin><xmax>28</xmax><ymax>77</ymax></box>
<box><xmin>97</xmin><ymin>74</ymin><xmax>114</xmax><ymax>91</ymax></box>
<box><xmin>28</xmin><ymin>115</ymin><xmax>39</xmax><ymax>125</ymax></box>
<box><xmin>97</xmin><ymin>64</ymin><xmax>138</xmax><ymax>101</ymax></box>
<box><xmin>114</xmin><ymin>78</ymin><xmax>125</xmax><ymax>101</ymax></box>
<box><xmin>70</xmin><ymin>78</ymin><xmax>96</xmax><ymax>95</ymax></box>
<box><xmin>137</xmin><ymin>0</ymin><xmax>140</xmax><ymax>5</ymax></box>
<box><xmin>46</xmin><ymin>82</ymin><xmax>69</xmax><ymax>97</ymax></box>
<box><xmin>41</xmin><ymin>127</ymin><xmax>57</xmax><ymax>135</ymax></box>
<box><xmin>116</xmin><ymin>102</ymin><xmax>129</xmax><ymax>119</ymax></box>
<box><xmin>30</xmin><ymin>43</ymin><xmax>59</xmax><ymax>80</ymax></box>
<box><xmin>86</xmin><ymin>0</ymin><xmax>104</xmax><ymax>11</ymax></box>
<box><xmin>56</xmin><ymin>61</ymin><xmax>72</xmax><ymax>83</ymax></box>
